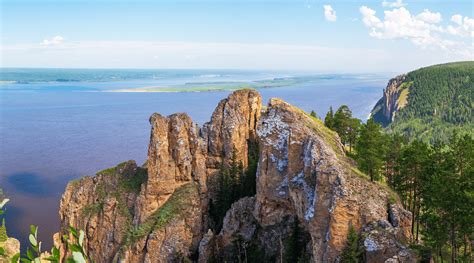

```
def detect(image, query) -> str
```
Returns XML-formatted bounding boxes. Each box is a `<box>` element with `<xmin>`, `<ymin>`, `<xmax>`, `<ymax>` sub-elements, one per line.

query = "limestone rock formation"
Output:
<box><xmin>362</xmin><ymin>221</ymin><xmax>416</xmax><ymax>263</ymax></box>
<box><xmin>212</xmin><ymin>98</ymin><xmax>413</xmax><ymax>262</ymax></box>
<box><xmin>56</xmin><ymin>89</ymin><xmax>261</xmax><ymax>262</ymax></box>
<box><xmin>56</xmin><ymin>89</ymin><xmax>414</xmax><ymax>262</ymax></box>
<box><xmin>371</xmin><ymin>74</ymin><xmax>409</xmax><ymax>127</ymax></box>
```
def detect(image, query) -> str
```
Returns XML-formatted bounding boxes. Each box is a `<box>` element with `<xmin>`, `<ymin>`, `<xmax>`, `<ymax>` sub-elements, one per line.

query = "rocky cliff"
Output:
<box><xmin>370</xmin><ymin>75</ymin><xmax>410</xmax><ymax>127</ymax></box>
<box><xmin>56</xmin><ymin>89</ymin><xmax>414</xmax><ymax>262</ymax></box>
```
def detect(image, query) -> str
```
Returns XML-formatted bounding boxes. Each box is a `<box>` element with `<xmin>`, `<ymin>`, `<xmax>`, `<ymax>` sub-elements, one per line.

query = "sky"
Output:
<box><xmin>1</xmin><ymin>0</ymin><xmax>473</xmax><ymax>72</ymax></box>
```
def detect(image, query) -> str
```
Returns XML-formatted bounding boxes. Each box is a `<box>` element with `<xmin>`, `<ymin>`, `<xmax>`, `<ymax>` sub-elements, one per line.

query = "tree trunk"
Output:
<box><xmin>415</xmin><ymin>202</ymin><xmax>420</xmax><ymax>242</ymax></box>
<box><xmin>451</xmin><ymin>225</ymin><xmax>456</xmax><ymax>263</ymax></box>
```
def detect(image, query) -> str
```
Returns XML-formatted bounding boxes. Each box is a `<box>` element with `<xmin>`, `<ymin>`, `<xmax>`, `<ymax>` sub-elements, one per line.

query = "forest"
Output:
<box><xmin>382</xmin><ymin>61</ymin><xmax>473</xmax><ymax>143</ymax></box>
<box><xmin>324</xmin><ymin>104</ymin><xmax>473</xmax><ymax>262</ymax></box>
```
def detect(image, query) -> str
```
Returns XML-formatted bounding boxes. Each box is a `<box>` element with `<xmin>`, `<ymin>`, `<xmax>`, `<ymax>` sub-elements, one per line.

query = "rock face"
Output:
<box><xmin>56</xmin><ymin>89</ymin><xmax>261</xmax><ymax>262</ymax></box>
<box><xmin>212</xmin><ymin>98</ymin><xmax>414</xmax><ymax>262</ymax></box>
<box><xmin>371</xmin><ymin>74</ymin><xmax>409</xmax><ymax>127</ymax></box>
<box><xmin>362</xmin><ymin>221</ymin><xmax>415</xmax><ymax>263</ymax></box>
<box><xmin>56</xmin><ymin>89</ymin><xmax>414</xmax><ymax>262</ymax></box>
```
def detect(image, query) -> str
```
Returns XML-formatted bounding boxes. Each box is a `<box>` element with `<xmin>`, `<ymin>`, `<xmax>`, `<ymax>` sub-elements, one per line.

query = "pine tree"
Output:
<box><xmin>333</xmin><ymin>105</ymin><xmax>353</xmax><ymax>146</ymax></box>
<box><xmin>285</xmin><ymin>219</ymin><xmax>304</xmax><ymax>262</ymax></box>
<box><xmin>347</xmin><ymin>118</ymin><xmax>361</xmax><ymax>153</ymax></box>
<box><xmin>310</xmin><ymin>110</ymin><xmax>317</xmax><ymax>119</ymax></box>
<box><xmin>383</xmin><ymin>134</ymin><xmax>406</xmax><ymax>189</ymax></box>
<box><xmin>341</xmin><ymin>226</ymin><xmax>362</xmax><ymax>263</ymax></box>
<box><xmin>324</xmin><ymin>106</ymin><xmax>335</xmax><ymax>130</ymax></box>
<box><xmin>354</xmin><ymin>118</ymin><xmax>385</xmax><ymax>181</ymax></box>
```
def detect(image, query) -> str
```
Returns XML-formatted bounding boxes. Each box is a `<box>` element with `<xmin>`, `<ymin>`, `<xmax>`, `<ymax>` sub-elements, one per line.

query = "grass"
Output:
<box><xmin>96</xmin><ymin>167</ymin><xmax>116</xmax><ymax>176</ymax></box>
<box><xmin>122</xmin><ymin>183</ymin><xmax>197</xmax><ymax>247</ymax></box>
<box><xmin>80</xmin><ymin>162</ymin><xmax>148</xmax><ymax>219</ymax></box>
<box><xmin>82</xmin><ymin>203</ymin><xmax>104</xmax><ymax>217</ymax></box>
<box><xmin>119</xmin><ymin>167</ymin><xmax>147</xmax><ymax>194</ymax></box>
<box><xmin>397</xmin><ymin>88</ymin><xmax>410</xmax><ymax>109</ymax></box>
<box><xmin>268</xmin><ymin>99</ymin><xmax>342</xmax><ymax>156</ymax></box>
<box><xmin>305</xmin><ymin>112</ymin><xmax>344</xmax><ymax>157</ymax></box>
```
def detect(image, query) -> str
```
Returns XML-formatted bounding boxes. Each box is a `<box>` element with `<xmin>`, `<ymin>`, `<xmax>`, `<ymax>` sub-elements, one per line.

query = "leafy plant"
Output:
<box><xmin>9</xmin><ymin>225</ymin><xmax>91</xmax><ymax>263</ymax></box>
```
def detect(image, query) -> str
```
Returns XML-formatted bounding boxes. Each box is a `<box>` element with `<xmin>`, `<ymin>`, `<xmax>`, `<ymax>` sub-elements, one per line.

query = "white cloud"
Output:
<box><xmin>446</xmin><ymin>14</ymin><xmax>474</xmax><ymax>37</ymax></box>
<box><xmin>451</xmin><ymin>14</ymin><xmax>463</xmax><ymax>25</ymax></box>
<box><xmin>382</xmin><ymin>0</ymin><xmax>406</xmax><ymax>8</ymax></box>
<box><xmin>359</xmin><ymin>6</ymin><xmax>472</xmax><ymax>56</ymax></box>
<box><xmin>323</xmin><ymin>5</ymin><xmax>337</xmax><ymax>22</ymax></box>
<box><xmin>41</xmin><ymin>36</ymin><xmax>64</xmax><ymax>46</ymax></box>
<box><xmin>416</xmin><ymin>9</ymin><xmax>442</xmax><ymax>24</ymax></box>
<box><xmin>360</xmin><ymin>6</ymin><xmax>382</xmax><ymax>27</ymax></box>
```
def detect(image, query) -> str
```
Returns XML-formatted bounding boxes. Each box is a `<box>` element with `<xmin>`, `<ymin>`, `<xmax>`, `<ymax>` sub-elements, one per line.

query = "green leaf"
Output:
<box><xmin>0</xmin><ymin>247</ymin><xmax>5</xmax><ymax>256</ymax></box>
<box><xmin>51</xmin><ymin>247</ymin><xmax>60</xmax><ymax>258</ymax></box>
<box><xmin>20</xmin><ymin>259</ymin><xmax>31</xmax><ymax>263</ymax></box>
<box><xmin>69</xmin><ymin>244</ymin><xmax>82</xmax><ymax>252</ymax></box>
<box><xmin>69</xmin><ymin>226</ymin><xmax>78</xmax><ymax>238</ymax></box>
<box><xmin>26</xmin><ymin>248</ymin><xmax>34</xmax><ymax>260</ymax></box>
<box><xmin>28</xmin><ymin>234</ymin><xmax>37</xmax><ymax>247</ymax></box>
<box><xmin>29</xmin><ymin>225</ymin><xmax>37</xmax><ymax>237</ymax></box>
<box><xmin>72</xmin><ymin>252</ymin><xmax>87</xmax><ymax>263</ymax></box>
<box><xmin>11</xmin><ymin>253</ymin><xmax>20</xmax><ymax>263</ymax></box>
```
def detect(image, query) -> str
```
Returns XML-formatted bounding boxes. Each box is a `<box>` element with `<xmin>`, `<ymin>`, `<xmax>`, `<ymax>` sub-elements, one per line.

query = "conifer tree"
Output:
<box><xmin>341</xmin><ymin>225</ymin><xmax>362</xmax><ymax>263</ymax></box>
<box><xmin>324</xmin><ymin>106</ymin><xmax>335</xmax><ymax>130</ymax></box>
<box><xmin>354</xmin><ymin>118</ymin><xmax>385</xmax><ymax>181</ymax></box>
<box><xmin>285</xmin><ymin>219</ymin><xmax>304</xmax><ymax>262</ymax></box>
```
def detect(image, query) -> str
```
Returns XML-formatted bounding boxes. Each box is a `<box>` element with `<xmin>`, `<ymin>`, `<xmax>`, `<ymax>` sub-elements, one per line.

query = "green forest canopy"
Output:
<box><xmin>375</xmin><ymin>61</ymin><xmax>473</xmax><ymax>143</ymax></box>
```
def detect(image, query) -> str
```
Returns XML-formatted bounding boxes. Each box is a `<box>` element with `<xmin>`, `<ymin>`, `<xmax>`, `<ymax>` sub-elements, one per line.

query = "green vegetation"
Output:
<box><xmin>374</xmin><ymin>61</ymin><xmax>474</xmax><ymax>143</ymax></box>
<box><xmin>354</xmin><ymin>119</ymin><xmax>385</xmax><ymax>181</ymax></box>
<box><xmin>305</xmin><ymin>111</ymin><xmax>343</xmax><ymax>157</ymax></box>
<box><xmin>0</xmin><ymin>219</ymin><xmax>7</xmax><ymax>243</ymax></box>
<box><xmin>323</xmin><ymin>102</ymin><xmax>474</xmax><ymax>262</ymax></box>
<box><xmin>1</xmin><ymin>197</ymin><xmax>91</xmax><ymax>262</ymax></box>
<box><xmin>385</xmin><ymin>134</ymin><xmax>474</xmax><ymax>262</ymax></box>
<box><xmin>324</xmin><ymin>105</ymin><xmax>361</xmax><ymax>153</ymax></box>
<box><xmin>340</xmin><ymin>225</ymin><xmax>363</xmax><ymax>263</ymax></box>
<box><xmin>81</xmin><ymin>203</ymin><xmax>103</xmax><ymax>217</ymax></box>
<box><xmin>209</xmin><ymin>143</ymin><xmax>259</xmax><ymax>232</ymax></box>
<box><xmin>119</xmin><ymin>167</ymin><xmax>147</xmax><ymax>194</ymax></box>
<box><xmin>0</xmin><ymin>194</ymin><xmax>9</xmax><ymax>243</ymax></box>
<box><xmin>285</xmin><ymin>219</ymin><xmax>309</xmax><ymax>263</ymax></box>
<box><xmin>123</xmin><ymin>182</ymin><xmax>197</xmax><ymax>247</ymax></box>
<box><xmin>19</xmin><ymin>225</ymin><xmax>92</xmax><ymax>263</ymax></box>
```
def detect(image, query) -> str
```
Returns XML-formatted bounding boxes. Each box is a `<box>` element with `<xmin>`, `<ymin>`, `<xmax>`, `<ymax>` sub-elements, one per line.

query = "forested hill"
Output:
<box><xmin>371</xmin><ymin>61</ymin><xmax>473</xmax><ymax>143</ymax></box>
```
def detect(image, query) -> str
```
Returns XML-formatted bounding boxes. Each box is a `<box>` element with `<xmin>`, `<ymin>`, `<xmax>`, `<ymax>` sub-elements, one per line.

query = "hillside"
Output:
<box><xmin>371</xmin><ymin>61</ymin><xmax>473</xmax><ymax>143</ymax></box>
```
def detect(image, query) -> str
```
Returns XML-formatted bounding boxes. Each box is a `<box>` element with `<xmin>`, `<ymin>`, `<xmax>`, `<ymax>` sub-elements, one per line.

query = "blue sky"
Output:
<box><xmin>1</xmin><ymin>0</ymin><xmax>473</xmax><ymax>72</ymax></box>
